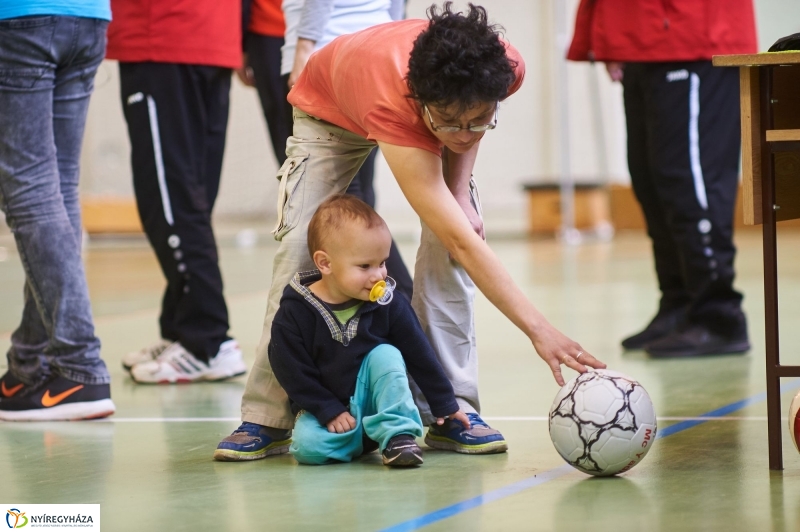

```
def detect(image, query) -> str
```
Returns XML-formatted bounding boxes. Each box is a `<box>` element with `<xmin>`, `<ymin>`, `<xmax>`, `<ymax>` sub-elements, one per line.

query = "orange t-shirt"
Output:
<box><xmin>288</xmin><ymin>19</ymin><xmax>526</xmax><ymax>156</ymax></box>
<box><xmin>249</xmin><ymin>0</ymin><xmax>284</xmax><ymax>38</ymax></box>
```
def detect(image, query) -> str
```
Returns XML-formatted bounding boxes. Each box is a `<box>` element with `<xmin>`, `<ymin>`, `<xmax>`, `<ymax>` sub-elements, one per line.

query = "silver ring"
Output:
<box><xmin>575</xmin><ymin>351</ymin><xmax>584</xmax><ymax>360</ymax></box>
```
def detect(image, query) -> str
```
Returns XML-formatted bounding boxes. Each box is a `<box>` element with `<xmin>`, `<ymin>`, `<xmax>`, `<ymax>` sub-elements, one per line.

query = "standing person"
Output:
<box><xmin>0</xmin><ymin>3</ymin><xmax>116</xmax><ymax>420</ymax></box>
<box><xmin>107</xmin><ymin>0</ymin><xmax>248</xmax><ymax>383</ymax></box>
<box><xmin>214</xmin><ymin>3</ymin><xmax>606</xmax><ymax>462</ymax></box>
<box><xmin>239</xmin><ymin>0</ymin><xmax>414</xmax><ymax>298</ymax></box>
<box><xmin>568</xmin><ymin>0</ymin><xmax>756</xmax><ymax>357</ymax></box>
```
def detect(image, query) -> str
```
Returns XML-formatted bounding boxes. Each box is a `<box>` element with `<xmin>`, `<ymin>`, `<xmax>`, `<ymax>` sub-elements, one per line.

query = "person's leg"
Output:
<box><xmin>198</xmin><ymin>67</ymin><xmax>232</xmax><ymax>212</ymax></box>
<box><xmin>358</xmin><ymin>345</ymin><xmax>423</xmax><ymax>449</ymax></box>
<box><xmin>118</xmin><ymin>63</ymin><xmax>235</xmax><ymax>369</ymax></box>
<box><xmin>639</xmin><ymin>61</ymin><xmax>747</xmax><ymax>356</ymax></box>
<box><xmin>410</xmin><ymin>178</ymin><xmax>481</xmax><ymax>420</ymax></box>
<box><xmin>0</xmin><ymin>16</ymin><xmax>113</xmax><ymax>420</ymax></box>
<box><xmin>0</xmin><ymin>15</ymin><xmax>109</xmax><ymax>385</ymax></box>
<box><xmin>248</xmin><ymin>33</ymin><xmax>292</xmax><ymax>165</ymax></box>
<box><xmin>357</xmin><ymin>344</ymin><xmax>424</xmax><ymax>466</ymax></box>
<box><xmin>215</xmin><ymin>109</ymin><xmax>375</xmax><ymax>460</ymax></box>
<box><xmin>44</xmin><ymin>17</ymin><xmax>112</xmax><ymax>384</ymax></box>
<box><xmin>678</xmin><ymin>62</ymin><xmax>744</xmax><ymax>326</ymax></box>
<box><xmin>409</xmin><ymin>176</ymin><xmax>507</xmax><ymax>454</ymax></box>
<box><xmin>290</xmin><ymin>410</ymin><xmax>363</xmax><ymax>465</ymax></box>
<box><xmin>620</xmin><ymin>63</ymin><xmax>690</xmax><ymax>349</ymax></box>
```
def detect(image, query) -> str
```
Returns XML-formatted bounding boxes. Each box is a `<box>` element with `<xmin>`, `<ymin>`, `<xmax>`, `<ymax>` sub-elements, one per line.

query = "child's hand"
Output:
<box><xmin>435</xmin><ymin>409</ymin><xmax>471</xmax><ymax>430</ymax></box>
<box><xmin>326</xmin><ymin>411</ymin><xmax>357</xmax><ymax>433</ymax></box>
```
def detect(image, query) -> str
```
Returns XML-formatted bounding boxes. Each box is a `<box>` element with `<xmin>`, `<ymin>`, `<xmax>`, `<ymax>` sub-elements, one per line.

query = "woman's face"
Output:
<box><xmin>422</xmin><ymin>100</ymin><xmax>497</xmax><ymax>154</ymax></box>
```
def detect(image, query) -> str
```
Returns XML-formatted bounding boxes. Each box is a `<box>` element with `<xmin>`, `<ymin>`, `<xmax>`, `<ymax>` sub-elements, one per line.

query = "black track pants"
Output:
<box><xmin>119</xmin><ymin>62</ymin><xmax>232</xmax><ymax>362</ymax></box>
<box><xmin>622</xmin><ymin>61</ymin><xmax>744</xmax><ymax>331</ymax></box>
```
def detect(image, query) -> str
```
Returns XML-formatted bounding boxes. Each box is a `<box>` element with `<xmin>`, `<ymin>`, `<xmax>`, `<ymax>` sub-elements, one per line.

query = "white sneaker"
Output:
<box><xmin>130</xmin><ymin>340</ymin><xmax>247</xmax><ymax>384</ymax></box>
<box><xmin>122</xmin><ymin>339</ymin><xmax>173</xmax><ymax>370</ymax></box>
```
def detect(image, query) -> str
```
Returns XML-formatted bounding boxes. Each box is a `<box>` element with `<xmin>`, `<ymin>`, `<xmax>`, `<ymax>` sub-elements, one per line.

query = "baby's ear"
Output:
<box><xmin>313</xmin><ymin>250</ymin><xmax>332</xmax><ymax>274</ymax></box>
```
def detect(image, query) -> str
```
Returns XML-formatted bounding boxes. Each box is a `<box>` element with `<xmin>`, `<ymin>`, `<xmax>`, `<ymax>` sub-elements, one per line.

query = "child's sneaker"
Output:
<box><xmin>0</xmin><ymin>372</ymin><xmax>26</xmax><ymax>400</ymax></box>
<box><xmin>122</xmin><ymin>339</ymin><xmax>173</xmax><ymax>370</ymax></box>
<box><xmin>0</xmin><ymin>374</ymin><xmax>115</xmax><ymax>421</ymax></box>
<box><xmin>424</xmin><ymin>413</ymin><xmax>508</xmax><ymax>454</ymax></box>
<box><xmin>130</xmin><ymin>339</ymin><xmax>247</xmax><ymax>384</ymax></box>
<box><xmin>382</xmin><ymin>434</ymin><xmax>423</xmax><ymax>467</ymax></box>
<box><xmin>213</xmin><ymin>422</ymin><xmax>291</xmax><ymax>461</ymax></box>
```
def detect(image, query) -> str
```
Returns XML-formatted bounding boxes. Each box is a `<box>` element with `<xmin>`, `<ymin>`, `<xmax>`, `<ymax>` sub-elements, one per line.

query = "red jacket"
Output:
<box><xmin>249</xmin><ymin>0</ymin><xmax>284</xmax><ymax>38</ymax></box>
<box><xmin>106</xmin><ymin>0</ymin><xmax>242</xmax><ymax>69</ymax></box>
<box><xmin>567</xmin><ymin>0</ymin><xmax>758</xmax><ymax>63</ymax></box>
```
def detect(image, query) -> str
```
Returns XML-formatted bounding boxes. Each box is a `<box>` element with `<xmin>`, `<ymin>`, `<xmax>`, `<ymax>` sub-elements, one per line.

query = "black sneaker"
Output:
<box><xmin>0</xmin><ymin>374</ymin><xmax>115</xmax><ymax>421</ymax></box>
<box><xmin>621</xmin><ymin>306</ymin><xmax>686</xmax><ymax>350</ymax></box>
<box><xmin>382</xmin><ymin>434</ymin><xmax>423</xmax><ymax>467</ymax></box>
<box><xmin>0</xmin><ymin>372</ymin><xmax>27</xmax><ymax>401</ymax></box>
<box><xmin>646</xmin><ymin>323</ymin><xmax>750</xmax><ymax>358</ymax></box>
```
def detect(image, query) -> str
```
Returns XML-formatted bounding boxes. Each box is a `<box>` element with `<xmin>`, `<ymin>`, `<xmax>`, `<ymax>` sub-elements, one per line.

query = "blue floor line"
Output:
<box><xmin>380</xmin><ymin>378</ymin><xmax>800</xmax><ymax>532</ymax></box>
<box><xmin>657</xmin><ymin>379</ymin><xmax>800</xmax><ymax>439</ymax></box>
<box><xmin>381</xmin><ymin>464</ymin><xmax>575</xmax><ymax>532</ymax></box>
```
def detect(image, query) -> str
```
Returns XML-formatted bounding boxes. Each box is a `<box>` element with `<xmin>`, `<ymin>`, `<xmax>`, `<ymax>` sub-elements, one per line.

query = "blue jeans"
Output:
<box><xmin>290</xmin><ymin>345</ymin><xmax>423</xmax><ymax>465</ymax></box>
<box><xmin>0</xmin><ymin>16</ymin><xmax>110</xmax><ymax>385</ymax></box>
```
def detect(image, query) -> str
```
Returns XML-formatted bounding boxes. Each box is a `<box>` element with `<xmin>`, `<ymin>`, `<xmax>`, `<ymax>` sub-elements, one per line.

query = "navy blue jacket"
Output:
<box><xmin>269</xmin><ymin>270</ymin><xmax>459</xmax><ymax>424</ymax></box>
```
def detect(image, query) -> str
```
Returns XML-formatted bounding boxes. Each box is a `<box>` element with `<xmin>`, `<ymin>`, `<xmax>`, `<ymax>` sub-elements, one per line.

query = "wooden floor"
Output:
<box><xmin>3</xmin><ymin>227</ymin><xmax>800</xmax><ymax>531</ymax></box>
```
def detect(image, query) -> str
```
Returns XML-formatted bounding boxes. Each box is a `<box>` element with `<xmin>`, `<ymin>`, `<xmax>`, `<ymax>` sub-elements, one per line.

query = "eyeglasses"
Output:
<box><xmin>423</xmin><ymin>103</ymin><xmax>498</xmax><ymax>133</ymax></box>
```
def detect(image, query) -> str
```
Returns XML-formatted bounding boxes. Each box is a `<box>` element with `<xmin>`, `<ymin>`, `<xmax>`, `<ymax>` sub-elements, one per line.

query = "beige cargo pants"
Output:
<box><xmin>241</xmin><ymin>108</ymin><xmax>482</xmax><ymax>428</ymax></box>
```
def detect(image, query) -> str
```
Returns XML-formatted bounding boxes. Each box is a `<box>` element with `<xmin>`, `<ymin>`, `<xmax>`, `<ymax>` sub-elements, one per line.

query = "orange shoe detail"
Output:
<box><xmin>41</xmin><ymin>385</ymin><xmax>84</xmax><ymax>407</ymax></box>
<box><xmin>1</xmin><ymin>381</ymin><xmax>23</xmax><ymax>398</ymax></box>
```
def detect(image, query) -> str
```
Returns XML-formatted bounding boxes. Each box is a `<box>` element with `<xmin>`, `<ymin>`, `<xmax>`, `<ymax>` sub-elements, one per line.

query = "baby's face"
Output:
<box><xmin>324</xmin><ymin>221</ymin><xmax>391</xmax><ymax>302</ymax></box>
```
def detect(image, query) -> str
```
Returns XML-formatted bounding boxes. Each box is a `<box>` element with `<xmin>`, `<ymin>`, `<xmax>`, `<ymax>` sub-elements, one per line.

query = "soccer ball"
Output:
<box><xmin>549</xmin><ymin>369</ymin><xmax>657</xmax><ymax>476</ymax></box>
<box><xmin>788</xmin><ymin>391</ymin><xmax>800</xmax><ymax>452</ymax></box>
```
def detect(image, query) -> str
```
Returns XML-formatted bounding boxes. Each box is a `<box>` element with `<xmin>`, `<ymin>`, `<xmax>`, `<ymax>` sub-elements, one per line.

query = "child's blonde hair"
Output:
<box><xmin>307</xmin><ymin>194</ymin><xmax>388</xmax><ymax>259</ymax></box>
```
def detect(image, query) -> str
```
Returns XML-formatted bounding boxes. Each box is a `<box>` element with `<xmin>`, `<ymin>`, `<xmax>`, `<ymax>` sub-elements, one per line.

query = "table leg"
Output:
<box><xmin>760</xmin><ymin>66</ymin><xmax>783</xmax><ymax>470</ymax></box>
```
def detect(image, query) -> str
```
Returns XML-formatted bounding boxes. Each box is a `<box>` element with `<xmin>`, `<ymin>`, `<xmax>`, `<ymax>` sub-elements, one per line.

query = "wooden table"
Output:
<box><xmin>713</xmin><ymin>52</ymin><xmax>800</xmax><ymax>470</ymax></box>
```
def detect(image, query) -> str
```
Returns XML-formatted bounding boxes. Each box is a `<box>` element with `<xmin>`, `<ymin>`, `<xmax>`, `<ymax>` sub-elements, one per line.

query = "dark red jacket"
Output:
<box><xmin>567</xmin><ymin>0</ymin><xmax>758</xmax><ymax>63</ymax></box>
<box><xmin>106</xmin><ymin>0</ymin><xmax>242</xmax><ymax>69</ymax></box>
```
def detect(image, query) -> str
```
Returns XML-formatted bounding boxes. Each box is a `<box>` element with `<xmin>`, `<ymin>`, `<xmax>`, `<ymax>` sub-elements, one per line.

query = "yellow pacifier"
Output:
<box><xmin>369</xmin><ymin>276</ymin><xmax>396</xmax><ymax>305</ymax></box>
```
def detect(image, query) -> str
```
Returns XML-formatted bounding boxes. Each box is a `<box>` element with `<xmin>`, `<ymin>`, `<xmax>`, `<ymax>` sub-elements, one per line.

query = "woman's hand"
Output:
<box><xmin>326</xmin><ymin>411</ymin><xmax>357</xmax><ymax>433</ymax></box>
<box><xmin>531</xmin><ymin>321</ymin><xmax>606</xmax><ymax>386</ymax></box>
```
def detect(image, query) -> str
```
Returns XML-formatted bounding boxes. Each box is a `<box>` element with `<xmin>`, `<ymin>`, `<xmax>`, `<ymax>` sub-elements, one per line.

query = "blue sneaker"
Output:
<box><xmin>213</xmin><ymin>422</ymin><xmax>291</xmax><ymax>461</ymax></box>
<box><xmin>424</xmin><ymin>413</ymin><xmax>508</xmax><ymax>454</ymax></box>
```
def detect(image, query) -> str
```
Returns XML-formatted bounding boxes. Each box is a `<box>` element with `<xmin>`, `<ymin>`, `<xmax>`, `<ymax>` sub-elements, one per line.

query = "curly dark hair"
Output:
<box><xmin>406</xmin><ymin>2</ymin><xmax>517</xmax><ymax>113</ymax></box>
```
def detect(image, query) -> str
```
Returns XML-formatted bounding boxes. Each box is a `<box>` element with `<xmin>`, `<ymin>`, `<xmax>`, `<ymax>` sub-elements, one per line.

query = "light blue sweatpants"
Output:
<box><xmin>290</xmin><ymin>344</ymin><xmax>423</xmax><ymax>465</ymax></box>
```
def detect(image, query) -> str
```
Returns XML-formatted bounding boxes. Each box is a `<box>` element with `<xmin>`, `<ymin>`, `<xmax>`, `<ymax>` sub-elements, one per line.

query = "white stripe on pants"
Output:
<box><xmin>240</xmin><ymin>108</ymin><xmax>481</xmax><ymax>428</ymax></box>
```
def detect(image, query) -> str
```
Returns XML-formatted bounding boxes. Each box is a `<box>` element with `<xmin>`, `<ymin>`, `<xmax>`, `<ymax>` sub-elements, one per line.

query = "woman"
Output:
<box><xmin>215</xmin><ymin>2</ymin><xmax>605</xmax><ymax>462</ymax></box>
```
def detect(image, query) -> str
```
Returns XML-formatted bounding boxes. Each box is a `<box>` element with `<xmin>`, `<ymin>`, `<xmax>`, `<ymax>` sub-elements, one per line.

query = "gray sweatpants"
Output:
<box><xmin>240</xmin><ymin>108</ymin><xmax>481</xmax><ymax>428</ymax></box>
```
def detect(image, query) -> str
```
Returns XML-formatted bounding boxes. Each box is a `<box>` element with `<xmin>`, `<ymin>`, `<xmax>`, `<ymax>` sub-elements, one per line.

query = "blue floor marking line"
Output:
<box><xmin>381</xmin><ymin>464</ymin><xmax>575</xmax><ymax>532</ymax></box>
<box><xmin>657</xmin><ymin>379</ymin><xmax>800</xmax><ymax>439</ymax></box>
<box><xmin>380</xmin><ymin>378</ymin><xmax>800</xmax><ymax>532</ymax></box>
